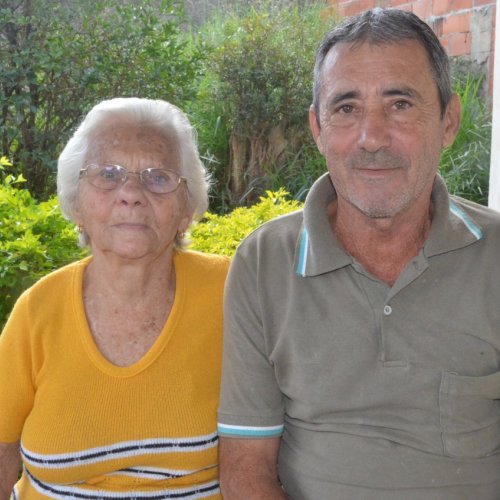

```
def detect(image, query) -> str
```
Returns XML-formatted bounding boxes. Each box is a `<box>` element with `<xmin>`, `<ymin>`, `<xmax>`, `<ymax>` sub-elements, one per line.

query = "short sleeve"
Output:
<box><xmin>0</xmin><ymin>292</ymin><xmax>36</xmax><ymax>442</ymax></box>
<box><xmin>217</xmin><ymin>241</ymin><xmax>284</xmax><ymax>438</ymax></box>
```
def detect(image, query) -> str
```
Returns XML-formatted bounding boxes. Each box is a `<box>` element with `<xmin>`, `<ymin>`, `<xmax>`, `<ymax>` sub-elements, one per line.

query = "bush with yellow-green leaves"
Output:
<box><xmin>189</xmin><ymin>189</ymin><xmax>301</xmax><ymax>256</ymax></box>
<box><xmin>0</xmin><ymin>157</ymin><xmax>88</xmax><ymax>328</ymax></box>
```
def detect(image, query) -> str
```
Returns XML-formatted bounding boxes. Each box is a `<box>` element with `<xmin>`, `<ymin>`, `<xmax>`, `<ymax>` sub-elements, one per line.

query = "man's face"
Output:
<box><xmin>309</xmin><ymin>40</ymin><xmax>460</xmax><ymax>219</ymax></box>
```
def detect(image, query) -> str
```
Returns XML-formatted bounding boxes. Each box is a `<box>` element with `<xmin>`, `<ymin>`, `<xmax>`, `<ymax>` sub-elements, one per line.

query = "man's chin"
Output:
<box><xmin>354</xmin><ymin>198</ymin><xmax>410</xmax><ymax>219</ymax></box>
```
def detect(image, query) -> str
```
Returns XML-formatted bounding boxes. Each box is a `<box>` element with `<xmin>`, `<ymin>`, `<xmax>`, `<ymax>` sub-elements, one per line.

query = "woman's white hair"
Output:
<box><xmin>57</xmin><ymin>97</ymin><xmax>210</xmax><ymax>247</ymax></box>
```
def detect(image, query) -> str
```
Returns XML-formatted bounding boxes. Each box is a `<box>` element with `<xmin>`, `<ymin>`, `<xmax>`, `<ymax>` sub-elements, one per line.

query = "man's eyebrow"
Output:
<box><xmin>326</xmin><ymin>90</ymin><xmax>360</xmax><ymax>108</ymax></box>
<box><xmin>382</xmin><ymin>87</ymin><xmax>423</xmax><ymax>100</ymax></box>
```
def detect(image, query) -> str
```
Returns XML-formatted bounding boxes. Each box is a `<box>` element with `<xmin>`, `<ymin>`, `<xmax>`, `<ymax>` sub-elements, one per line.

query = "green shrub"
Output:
<box><xmin>1</xmin><ymin>0</ymin><xmax>201</xmax><ymax>199</ymax></box>
<box><xmin>0</xmin><ymin>157</ymin><xmax>86</xmax><ymax>328</ymax></box>
<box><xmin>190</xmin><ymin>2</ymin><xmax>330</xmax><ymax>210</ymax></box>
<box><xmin>439</xmin><ymin>76</ymin><xmax>491</xmax><ymax>205</ymax></box>
<box><xmin>189</xmin><ymin>188</ymin><xmax>302</xmax><ymax>256</ymax></box>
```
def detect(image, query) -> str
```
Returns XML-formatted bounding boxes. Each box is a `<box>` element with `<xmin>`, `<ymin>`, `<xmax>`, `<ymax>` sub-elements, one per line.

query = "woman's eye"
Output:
<box><xmin>151</xmin><ymin>173</ymin><xmax>169</xmax><ymax>185</ymax></box>
<box><xmin>101</xmin><ymin>167</ymin><xmax>120</xmax><ymax>179</ymax></box>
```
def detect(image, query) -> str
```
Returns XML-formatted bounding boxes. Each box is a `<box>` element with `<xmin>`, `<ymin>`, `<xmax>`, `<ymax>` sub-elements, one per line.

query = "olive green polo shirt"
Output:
<box><xmin>218</xmin><ymin>173</ymin><xmax>500</xmax><ymax>498</ymax></box>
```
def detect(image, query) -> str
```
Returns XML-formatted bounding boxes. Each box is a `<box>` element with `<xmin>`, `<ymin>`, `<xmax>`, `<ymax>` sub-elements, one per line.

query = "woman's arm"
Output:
<box><xmin>0</xmin><ymin>441</ymin><xmax>20</xmax><ymax>500</ymax></box>
<box><xmin>219</xmin><ymin>436</ymin><xmax>287</xmax><ymax>499</ymax></box>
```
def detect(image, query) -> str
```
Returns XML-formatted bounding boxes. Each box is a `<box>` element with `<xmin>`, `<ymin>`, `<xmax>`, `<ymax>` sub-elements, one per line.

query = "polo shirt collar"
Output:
<box><xmin>295</xmin><ymin>173</ymin><xmax>483</xmax><ymax>278</ymax></box>
<box><xmin>424</xmin><ymin>174</ymin><xmax>483</xmax><ymax>256</ymax></box>
<box><xmin>295</xmin><ymin>173</ymin><xmax>351</xmax><ymax>277</ymax></box>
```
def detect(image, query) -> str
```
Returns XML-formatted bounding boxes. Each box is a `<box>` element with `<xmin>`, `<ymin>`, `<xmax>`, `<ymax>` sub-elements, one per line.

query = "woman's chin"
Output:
<box><xmin>93</xmin><ymin>240</ymin><xmax>170</xmax><ymax>262</ymax></box>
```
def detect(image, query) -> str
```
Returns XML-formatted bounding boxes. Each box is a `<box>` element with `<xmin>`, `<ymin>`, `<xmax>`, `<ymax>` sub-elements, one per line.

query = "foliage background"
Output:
<box><xmin>0</xmin><ymin>157</ymin><xmax>87</xmax><ymax>326</ymax></box>
<box><xmin>0</xmin><ymin>0</ymin><xmax>494</xmax><ymax>328</ymax></box>
<box><xmin>0</xmin><ymin>0</ymin><xmax>492</xmax><ymax>208</ymax></box>
<box><xmin>439</xmin><ymin>76</ymin><xmax>491</xmax><ymax>205</ymax></box>
<box><xmin>0</xmin><ymin>0</ymin><xmax>200</xmax><ymax>198</ymax></box>
<box><xmin>190</xmin><ymin>5</ymin><xmax>329</xmax><ymax>210</ymax></box>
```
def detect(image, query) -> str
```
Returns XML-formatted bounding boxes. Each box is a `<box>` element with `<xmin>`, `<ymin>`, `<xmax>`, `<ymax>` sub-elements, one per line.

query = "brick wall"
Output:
<box><xmin>326</xmin><ymin>0</ymin><xmax>496</xmax><ymax>96</ymax></box>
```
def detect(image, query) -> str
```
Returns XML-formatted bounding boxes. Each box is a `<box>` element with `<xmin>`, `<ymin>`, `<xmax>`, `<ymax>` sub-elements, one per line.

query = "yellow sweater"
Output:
<box><xmin>0</xmin><ymin>250</ymin><xmax>228</xmax><ymax>499</ymax></box>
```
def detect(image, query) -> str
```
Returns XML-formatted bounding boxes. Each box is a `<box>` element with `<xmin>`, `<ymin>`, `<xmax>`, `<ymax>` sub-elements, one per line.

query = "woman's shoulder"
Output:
<box><xmin>175</xmin><ymin>249</ymin><xmax>230</xmax><ymax>274</ymax></box>
<box><xmin>4</xmin><ymin>257</ymin><xmax>90</xmax><ymax>330</ymax></box>
<box><xmin>21</xmin><ymin>257</ymin><xmax>90</xmax><ymax>301</ymax></box>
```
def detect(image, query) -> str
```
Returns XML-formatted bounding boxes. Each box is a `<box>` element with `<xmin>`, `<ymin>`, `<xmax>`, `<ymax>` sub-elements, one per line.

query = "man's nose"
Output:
<box><xmin>357</xmin><ymin>108</ymin><xmax>391</xmax><ymax>152</ymax></box>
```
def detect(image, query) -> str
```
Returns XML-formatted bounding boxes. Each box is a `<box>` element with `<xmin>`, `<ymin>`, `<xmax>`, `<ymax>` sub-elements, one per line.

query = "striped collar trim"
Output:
<box><xmin>21</xmin><ymin>433</ymin><xmax>218</xmax><ymax>469</ymax></box>
<box><xmin>449</xmin><ymin>201</ymin><xmax>483</xmax><ymax>240</ymax></box>
<box><xmin>296</xmin><ymin>228</ymin><xmax>309</xmax><ymax>277</ymax></box>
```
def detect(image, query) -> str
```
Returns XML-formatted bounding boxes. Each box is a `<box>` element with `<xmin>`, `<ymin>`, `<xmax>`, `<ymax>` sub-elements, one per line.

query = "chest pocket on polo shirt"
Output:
<box><xmin>439</xmin><ymin>370</ymin><xmax>500</xmax><ymax>458</ymax></box>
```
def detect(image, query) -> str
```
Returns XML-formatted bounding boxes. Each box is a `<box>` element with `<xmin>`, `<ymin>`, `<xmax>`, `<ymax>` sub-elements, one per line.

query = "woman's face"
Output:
<box><xmin>75</xmin><ymin>120</ymin><xmax>192</xmax><ymax>262</ymax></box>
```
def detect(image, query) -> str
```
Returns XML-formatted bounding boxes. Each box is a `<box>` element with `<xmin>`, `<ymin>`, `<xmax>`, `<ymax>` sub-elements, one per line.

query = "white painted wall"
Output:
<box><xmin>489</xmin><ymin>2</ymin><xmax>500</xmax><ymax>210</ymax></box>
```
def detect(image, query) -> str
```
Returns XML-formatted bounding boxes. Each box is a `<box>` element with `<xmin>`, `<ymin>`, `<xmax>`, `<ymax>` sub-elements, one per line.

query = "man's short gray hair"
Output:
<box><xmin>313</xmin><ymin>8</ymin><xmax>452</xmax><ymax>122</ymax></box>
<box><xmin>57</xmin><ymin>97</ymin><xmax>210</xmax><ymax>247</ymax></box>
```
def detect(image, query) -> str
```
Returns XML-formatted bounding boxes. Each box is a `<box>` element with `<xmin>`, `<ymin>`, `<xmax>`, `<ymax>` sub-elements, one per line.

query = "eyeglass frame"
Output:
<box><xmin>79</xmin><ymin>163</ymin><xmax>187</xmax><ymax>195</ymax></box>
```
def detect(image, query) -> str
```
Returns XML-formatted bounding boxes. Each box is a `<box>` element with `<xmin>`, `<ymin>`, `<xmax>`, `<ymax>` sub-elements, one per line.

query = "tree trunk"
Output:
<box><xmin>228</xmin><ymin>121</ymin><xmax>288</xmax><ymax>206</ymax></box>
<box><xmin>229</xmin><ymin>132</ymin><xmax>248</xmax><ymax>205</ymax></box>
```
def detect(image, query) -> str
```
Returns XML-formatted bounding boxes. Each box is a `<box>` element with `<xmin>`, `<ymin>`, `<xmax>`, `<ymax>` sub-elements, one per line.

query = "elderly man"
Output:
<box><xmin>217</xmin><ymin>8</ymin><xmax>500</xmax><ymax>500</ymax></box>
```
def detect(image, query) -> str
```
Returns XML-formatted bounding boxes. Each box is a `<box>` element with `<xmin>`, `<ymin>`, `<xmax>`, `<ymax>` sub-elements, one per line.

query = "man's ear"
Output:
<box><xmin>442</xmin><ymin>93</ymin><xmax>461</xmax><ymax>149</ymax></box>
<box><xmin>309</xmin><ymin>105</ymin><xmax>324</xmax><ymax>155</ymax></box>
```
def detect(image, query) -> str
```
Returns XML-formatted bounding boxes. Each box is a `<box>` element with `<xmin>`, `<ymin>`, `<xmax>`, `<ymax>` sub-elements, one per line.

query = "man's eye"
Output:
<box><xmin>338</xmin><ymin>104</ymin><xmax>355</xmax><ymax>114</ymax></box>
<box><xmin>394</xmin><ymin>100</ymin><xmax>411</xmax><ymax>110</ymax></box>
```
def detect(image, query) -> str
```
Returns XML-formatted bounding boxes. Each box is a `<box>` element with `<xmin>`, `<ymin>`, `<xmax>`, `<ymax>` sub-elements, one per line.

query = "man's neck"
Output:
<box><xmin>329</xmin><ymin>200</ymin><xmax>433</xmax><ymax>286</ymax></box>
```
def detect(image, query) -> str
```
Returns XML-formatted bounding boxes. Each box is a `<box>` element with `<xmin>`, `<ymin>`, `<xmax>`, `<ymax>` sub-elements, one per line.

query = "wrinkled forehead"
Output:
<box><xmin>86</xmin><ymin>118</ymin><xmax>181</xmax><ymax>164</ymax></box>
<box><xmin>323</xmin><ymin>39</ymin><xmax>432</xmax><ymax>71</ymax></box>
<box><xmin>319</xmin><ymin>40</ymin><xmax>436</xmax><ymax>96</ymax></box>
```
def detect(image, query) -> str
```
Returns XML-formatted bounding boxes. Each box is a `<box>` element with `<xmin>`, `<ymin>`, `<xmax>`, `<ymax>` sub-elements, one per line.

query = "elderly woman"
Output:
<box><xmin>0</xmin><ymin>98</ymin><xmax>228</xmax><ymax>499</ymax></box>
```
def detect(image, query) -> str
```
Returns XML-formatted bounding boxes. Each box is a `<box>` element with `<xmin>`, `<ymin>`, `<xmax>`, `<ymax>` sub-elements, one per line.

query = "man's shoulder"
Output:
<box><xmin>450</xmin><ymin>195</ymin><xmax>500</xmax><ymax>233</ymax></box>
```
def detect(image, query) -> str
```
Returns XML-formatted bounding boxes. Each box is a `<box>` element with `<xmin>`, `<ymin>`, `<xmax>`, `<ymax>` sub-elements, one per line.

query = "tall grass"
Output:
<box><xmin>439</xmin><ymin>76</ymin><xmax>491</xmax><ymax>205</ymax></box>
<box><xmin>261</xmin><ymin>138</ymin><xmax>325</xmax><ymax>202</ymax></box>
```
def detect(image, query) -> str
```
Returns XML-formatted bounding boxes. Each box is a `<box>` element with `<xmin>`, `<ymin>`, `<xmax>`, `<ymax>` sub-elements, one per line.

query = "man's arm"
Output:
<box><xmin>219</xmin><ymin>436</ymin><xmax>287</xmax><ymax>499</ymax></box>
<box><xmin>0</xmin><ymin>441</ymin><xmax>20</xmax><ymax>500</ymax></box>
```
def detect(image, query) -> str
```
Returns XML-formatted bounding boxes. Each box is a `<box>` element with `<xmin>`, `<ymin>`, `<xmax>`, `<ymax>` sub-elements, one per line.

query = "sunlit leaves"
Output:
<box><xmin>189</xmin><ymin>188</ymin><xmax>301</xmax><ymax>256</ymax></box>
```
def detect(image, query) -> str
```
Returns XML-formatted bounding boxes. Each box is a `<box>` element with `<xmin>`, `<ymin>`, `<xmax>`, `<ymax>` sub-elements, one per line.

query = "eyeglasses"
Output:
<box><xmin>79</xmin><ymin>164</ymin><xmax>187</xmax><ymax>194</ymax></box>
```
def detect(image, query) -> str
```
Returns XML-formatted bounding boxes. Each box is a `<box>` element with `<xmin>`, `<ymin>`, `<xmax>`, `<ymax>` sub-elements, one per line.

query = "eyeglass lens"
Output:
<box><xmin>82</xmin><ymin>164</ymin><xmax>182</xmax><ymax>194</ymax></box>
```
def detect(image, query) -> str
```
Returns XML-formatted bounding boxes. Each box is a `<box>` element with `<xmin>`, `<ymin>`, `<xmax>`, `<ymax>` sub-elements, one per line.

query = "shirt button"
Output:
<box><xmin>383</xmin><ymin>305</ymin><xmax>392</xmax><ymax>316</ymax></box>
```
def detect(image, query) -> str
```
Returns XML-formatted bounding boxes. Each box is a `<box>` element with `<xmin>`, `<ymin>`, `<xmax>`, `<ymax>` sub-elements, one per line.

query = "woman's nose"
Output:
<box><xmin>117</xmin><ymin>173</ymin><xmax>148</xmax><ymax>205</ymax></box>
